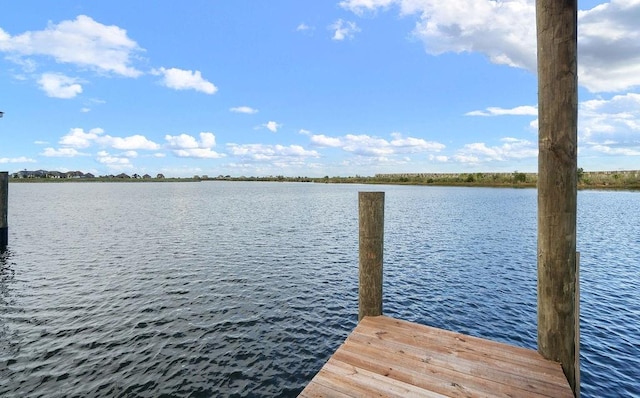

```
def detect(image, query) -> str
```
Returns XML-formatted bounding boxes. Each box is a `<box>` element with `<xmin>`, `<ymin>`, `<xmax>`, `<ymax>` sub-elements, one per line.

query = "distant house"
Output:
<box><xmin>84</xmin><ymin>173</ymin><xmax>95</xmax><ymax>179</ymax></box>
<box><xmin>12</xmin><ymin>170</ymin><xmax>30</xmax><ymax>178</ymax></box>
<box><xmin>47</xmin><ymin>171</ymin><xmax>63</xmax><ymax>178</ymax></box>
<box><xmin>143</xmin><ymin>174</ymin><xmax>152</xmax><ymax>179</ymax></box>
<box><xmin>156</xmin><ymin>173</ymin><xmax>165</xmax><ymax>179</ymax></box>
<box><xmin>116</xmin><ymin>173</ymin><xmax>130</xmax><ymax>179</ymax></box>
<box><xmin>66</xmin><ymin>171</ymin><xmax>85</xmax><ymax>178</ymax></box>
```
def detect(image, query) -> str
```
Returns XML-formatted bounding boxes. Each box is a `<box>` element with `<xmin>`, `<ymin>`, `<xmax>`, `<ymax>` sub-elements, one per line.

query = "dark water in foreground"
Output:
<box><xmin>0</xmin><ymin>182</ymin><xmax>638</xmax><ymax>397</ymax></box>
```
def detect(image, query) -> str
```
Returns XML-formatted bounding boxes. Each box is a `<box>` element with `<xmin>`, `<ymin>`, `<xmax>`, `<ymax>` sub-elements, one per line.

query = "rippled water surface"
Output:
<box><xmin>0</xmin><ymin>182</ymin><xmax>638</xmax><ymax>397</ymax></box>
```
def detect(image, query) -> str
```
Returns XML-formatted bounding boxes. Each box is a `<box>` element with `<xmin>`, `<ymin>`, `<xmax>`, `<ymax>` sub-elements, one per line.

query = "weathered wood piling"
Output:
<box><xmin>1</xmin><ymin>172</ymin><xmax>8</xmax><ymax>250</ymax></box>
<box><xmin>536</xmin><ymin>0</ymin><xmax>579</xmax><ymax>396</ymax></box>
<box><xmin>358</xmin><ymin>192</ymin><xmax>384</xmax><ymax>321</ymax></box>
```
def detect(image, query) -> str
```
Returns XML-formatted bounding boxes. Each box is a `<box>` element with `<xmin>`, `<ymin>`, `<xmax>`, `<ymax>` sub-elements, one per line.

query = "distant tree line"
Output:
<box><xmin>9</xmin><ymin>169</ymin><xmax>640</xmax><ymax>189</ymax></box>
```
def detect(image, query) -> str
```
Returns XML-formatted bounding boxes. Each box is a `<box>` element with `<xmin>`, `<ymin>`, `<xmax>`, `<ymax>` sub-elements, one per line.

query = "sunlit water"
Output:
<box><xmin>0</xmin><ymin>182</ymin><xmax>638</xmax><ymax>397</ymax></box>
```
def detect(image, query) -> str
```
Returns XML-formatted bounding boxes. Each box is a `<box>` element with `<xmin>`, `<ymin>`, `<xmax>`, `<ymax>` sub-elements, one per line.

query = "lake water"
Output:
<box><xmin>0</xmin><ymin>182</ymin><xmax>638</xmax><ymax>397</ymax></box>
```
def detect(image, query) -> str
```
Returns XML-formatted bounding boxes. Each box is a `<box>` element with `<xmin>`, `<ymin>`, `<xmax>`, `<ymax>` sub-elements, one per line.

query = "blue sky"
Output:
<box><xmin>1</xmin><ymin>0</ymin><xmax>639</xmax><ymax>177</ymax></box>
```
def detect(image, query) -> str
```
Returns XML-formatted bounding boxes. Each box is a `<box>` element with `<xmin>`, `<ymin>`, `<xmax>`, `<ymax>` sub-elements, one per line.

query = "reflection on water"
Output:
<box><xmin>0</xmin><ymin>182</ymin><xmax>638</xmax><ymax>397</ymax></box>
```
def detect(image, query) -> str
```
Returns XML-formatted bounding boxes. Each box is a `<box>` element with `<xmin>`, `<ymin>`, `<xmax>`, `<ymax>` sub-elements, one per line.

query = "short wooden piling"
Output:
<box><xmin>536</xmin><ymin>0</ymin><xmax>579</xmax><ymax>395</ymax></box>
<box><xmin>358</xmin><ymin>192</ymin><xmax>384</xmax><ymax>321</ymax></box>
<box><xmin>1</xmin><ymin>172</ymin><xmax>8</xmax><ymax>250</ymax></box>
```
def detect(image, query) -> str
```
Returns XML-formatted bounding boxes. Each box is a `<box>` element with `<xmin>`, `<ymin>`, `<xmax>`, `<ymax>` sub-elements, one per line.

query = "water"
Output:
<box><xmin>0</xmin><ymin>182</ymin><xmax>638</xmax><ymax>397</ymax></box>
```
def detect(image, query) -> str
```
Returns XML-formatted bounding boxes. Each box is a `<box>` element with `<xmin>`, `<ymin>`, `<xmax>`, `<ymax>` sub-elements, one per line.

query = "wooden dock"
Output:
<box><xmin>299</xmin><ymin>316</ymin><xmax>573</xmax><ymax>397</ymax></box>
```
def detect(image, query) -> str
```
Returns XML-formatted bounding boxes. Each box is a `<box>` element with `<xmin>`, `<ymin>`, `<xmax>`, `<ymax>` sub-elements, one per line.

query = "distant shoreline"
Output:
<box><xmin>8</xmin><ymin>170</ymin><xmax>640</xmax><ymax>190</ymax></box>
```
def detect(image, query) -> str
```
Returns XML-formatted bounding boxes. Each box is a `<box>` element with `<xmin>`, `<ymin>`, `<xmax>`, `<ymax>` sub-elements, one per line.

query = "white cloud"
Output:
<box><xmin>171</xmin><ymin>148</ymin><xmax>223</xmax><ymax>159</ymax></box>
<box><xmin>339</xmin><ymin>0</ymin><xmax>396</xmax><ymax>14</ymax></box>
<box><xmin>230</xmin><ymin>106</ymin><xmax>258</xmax><ymax>114</ymax></box>
<box><xmin>263</xmin><ymin>121</ymin><xmax>281</xmax><ymax>133</ymax></box>
<box><xmin>390</xmin><ymin>132</ymin><xmax>446</xmax><ymax>152</ymax></box>
<box><xmin>165</xmin><ymin>132</ymin><xmax>224</xmax><ymax>158</ymax></box>
<box><xmin>59</xmin><ymin>127</ymin><xmax>104</xmax><ymax>148</ymax></box>
<box><xmin>153</xmin><ymin>67</ymin><xmax>217</xmax><ymax>94</ymax></box>
<box><xmin>41</xmin><ymin>147</ymin><xmax>83</xmax><ymax>157</ymax></box>
<box><xmin>96</xmin><ymin>150</ymin><xmax>133</xmax><ymax>167</ymax></box>
<box><xmin>227</xmin><ymin>143</ymin><xmax>320</xmax><ymax>162</ymax></box>
<box><xmin>341</xmin><ymin>0</ymin><xmax>640</xmax><ymax>93</ymax></box>
<box><xmin>297</xmin><ymin>23</ymin><xmax>312</xmax><ymax>31</ymax></box>
<box><xmin>466</xmin><ymin>105</ymin><xmax>537</xmax><ymax>117</ymax></box>
<box><xmin>38</xmin><ymin>73</ymin><xmax>83</xmax><ymax>99</ymax></box>
<box><xmin>329</xmin><ymin>19</ymin><xmax>361</xmax><ymax>41</ymax></box>
<box><xmin>99</xmin><ymin>134</ymin><xmax>161</xmax><ymax>150</ymax></box>
<box><xmin>310</xmin><ymin>132</ymin><xmax>444</xmax><ymax>156</ymax></box>
<box><xmin>579</xmin><ymin>92</ymin><xmax>640</xmax><ymax>156</ymax></box>
<box><xmin>343</xmin><ymin>0</ymin><xmax>536</xmax><ymax>68</ymax></box>
<box><xmin>0</xmin><ymin>15</ymin><xmax>142</xmax><ymax>77</ymax></box>
<box><xmin>589</xmin><ymin>144</ymin><xmax>640</xmax><ymax>156</ymax></box>
<box><xmin>57</xmin><ymin>127</ymin><xmax>160</xmax><ymax>151</ymax></box>
<box><xmin>0</xmin><ymin>156</ymin><xmax>36</xmax><ymax>164</ymax></box>
<box><xmin>429</xmin><ymin>154</ymin><xmax>450</xmax><ymax>162</ymax></box>
<box><xmin>454</xmin><ymin>138</ymin><xmax>537</xmax><ymax>164</ymax></box>
<box><xmin>578</xmin><ymin>0</ymin><xmax>640</xmax><ymax>92</ymax></box>
<box><xmin>310</xmin><ymin>134</ymin><xmax>343</xmax><ymax>147</ymax></box>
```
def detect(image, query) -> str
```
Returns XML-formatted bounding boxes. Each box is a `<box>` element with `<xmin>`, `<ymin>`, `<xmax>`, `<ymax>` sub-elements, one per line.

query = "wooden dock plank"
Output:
<box><xmin>351</xmin><ymin>318</ymin><xmax>570</xmax><ymax>391</ymax></box>
<box><xmin>299</xmin><ymin>316</ymin><xmax>573</xmax><ymax>398</ymax></box>
<box><xmin>361</xmin><ymin>316</ymin><xmax>561</xmax><ymax>373</ymax></box>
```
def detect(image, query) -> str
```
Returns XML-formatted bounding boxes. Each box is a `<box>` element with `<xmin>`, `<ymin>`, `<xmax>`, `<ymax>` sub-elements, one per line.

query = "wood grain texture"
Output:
<box><xmin>299</xmin><ymin>316</ymin><xmax>573</xmax><ymax>398</ymax></box>
<box><xmin>536</xmin><ymin>0</ymin><xmax>579</xmax><ymax>395</ymax></box>
<box><xmin>358</xmin><ymin>192</ymin><xmax>384</xmax><ymax>321</ymax></box>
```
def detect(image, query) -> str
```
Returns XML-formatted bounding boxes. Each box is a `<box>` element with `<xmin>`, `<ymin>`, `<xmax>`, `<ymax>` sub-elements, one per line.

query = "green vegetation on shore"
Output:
<box><xmin>8</xmin><ymin>169</ymin><xmax>640</xmax><ymax>190</ymax></box>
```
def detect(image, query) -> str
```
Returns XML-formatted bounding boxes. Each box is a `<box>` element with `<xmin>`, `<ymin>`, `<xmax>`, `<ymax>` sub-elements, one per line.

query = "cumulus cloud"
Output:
<box><xmin>99</xmin><ymin>135</ymin><xmax>161</xmax><ymax>150</ymax></box>
<box><xmin>57</xmin><ymin>127</ymin><xmax>160</xmax><ymax>151</ymax></box>
<box><xmin>579</xmin><ymin>92</ymin><xmax>640</xmax><ymax>155</ymax></box>
<box><xmin>38</xmin><ymin>73</ymin><xmax>83</xmax><ymax>98</ymax></box>
<box><xmin>310</xmin><ymin>134</ymin><xmax>342</xmax><ymax>147</ymax></box>
<box><xmin>296</xmin><ymin>23</ymin><xmax>312</xmax><ymax>32</ymax></box>
<box><xmin>578</xmin><ymin>0</ymin><xmax>640</xmax><ymax>92</ymax></box>
<box><xmin>589</xmin><ymin>144</ymin><xmax>640</xmax><ymax>156</ymax></box>
<box><xmin>429</xmin><ymin>154</ymin><xmax>450</xmax><ymax>162</ymax></box>
<box><xmin>165</xmin><ymin>132</ymin><xmax>224</xmax><ymax>158</ymax></box>
<box><xmin>0</xmin><ymin>15</ymin><xmax>142</xmax><ymax>77</ymax></box>
<box><xmin>310</xmin><ymin>132</ymin><xmax>445</xmax><ymax>156</ymax></box>
<box><xmin>153</xmin><ymin>67</ymin><xmax>217</xmax><ymax>94</ymax></box>
<box><xmin>96</xmin><ymin>150</ymin><xmax>133</xmax><ymax>167</ymax></box>
<box><xmin>41</xmin><ymin>147</ymin><xmax>83</xmax><ymax>157</ymax></box>
<box><xmin>466</xmin><ymin>105</ymin><xmax>537</xmax><ymax>117</ymax></box>
<box><xmin>59</xmin><ymin>127</ymin><xmax>104</xmax><ymax>148</ymax></box>
<box><xmin>341</xmin><ymin>0</ymin><xmax>640</xmax><ymax>92</ymax></box>
<box><xmin>227</xmin><ymin>143</ymin><xmax>320</xmax><ymax>162</ymax></box>
<box><xmin>263</xmin><ymin>121</ymin><xmax>281</xmax><ymax>133</ymax></box>
<box><xmin>230</xmin><ymin>106</ymin><xmax>258</xmax><ymax>114</ymax></box>
<box><xmin>342</xmin><ymin>0</ymin><xmax>536</xmax><ymax>68</ymax></box>
<box><xmin>329</xmin><ymin>19</ymin><xmax>361</xmax><ymax>41</ymax></box>
<box><xmin>580</xmin><ymin>93</ymin><xmax>640</xmax><ymax>139</ymax></box>
<box><xmin>454</xmin><ymin>138</ymin><xmax>537</xmax><ymax>164</ymax></box>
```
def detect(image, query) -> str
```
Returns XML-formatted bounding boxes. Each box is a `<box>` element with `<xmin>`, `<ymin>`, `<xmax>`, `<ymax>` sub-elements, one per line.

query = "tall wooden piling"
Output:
<box><xmin>536</xmin><ymin>0</ymin><xmax>579</xmax><ymax>396</ymax></box>
<box><xmin>0</xmin><ymin>172</ymin><xmax>8</xmax><ymax>250</ymax></box>
<box><xmin>358</xmin><ymin>192</ymin><xmax>384</xmax><ymax>321</ymax></box>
